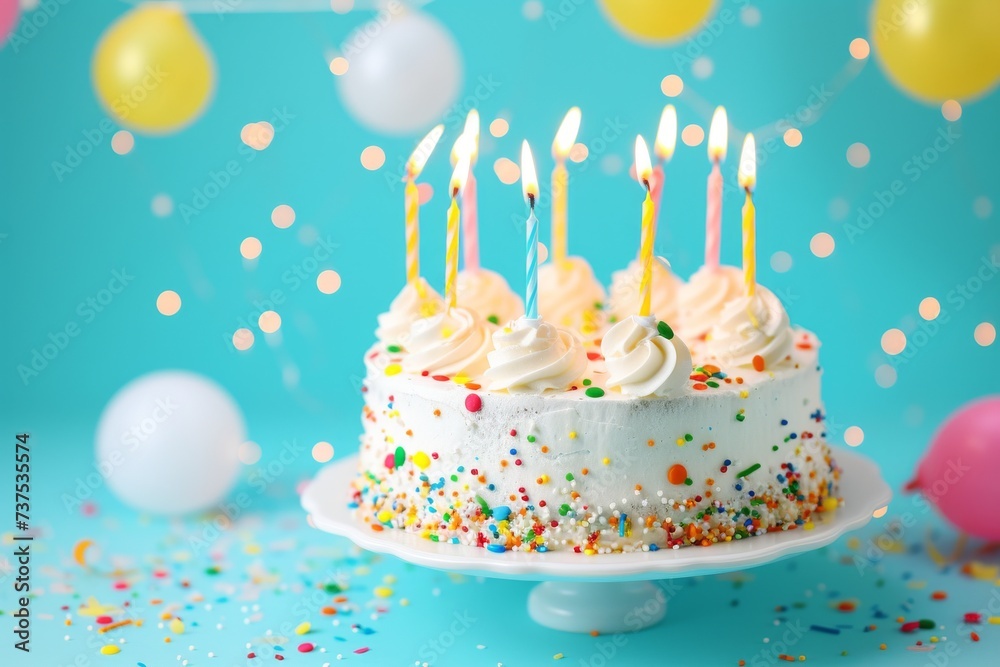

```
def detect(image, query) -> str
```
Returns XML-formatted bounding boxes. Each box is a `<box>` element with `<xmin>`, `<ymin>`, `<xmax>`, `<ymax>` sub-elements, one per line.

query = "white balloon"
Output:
<box><xmin>96</xmin><ymin>371</ymin><xmax>245</xmax><ymax>515</ymax></box>
<box><xmin>337</xmin><ymin>10</ymin><xmax>463</xmax><ymax>134</ymax></box>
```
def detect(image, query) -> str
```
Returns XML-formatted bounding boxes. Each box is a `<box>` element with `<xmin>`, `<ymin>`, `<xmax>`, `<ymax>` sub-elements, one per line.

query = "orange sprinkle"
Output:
<box><xmin>321</xmin><ymin>606</ymin><xmax>337</xmax><ymax>615</ymax></box>
<box><xmin>589</xmin><ymin>630</ymin><xmax>600</xmax><ymax>637</ymax></box>
<box><xmin>879</xmin><ymin>643</ymin><xmax>886</xmax><ymax>650</ymax></box>
<box><xmin>752</xmin><ymin>355</ymin><xmax>765</xmax><ymax>372</ymax></box>
<box><xmin>930</xmin><ymin>591</ymin><xmax>947</xmax><ymax>600</ymax></box>
<box><xmin>433</xmin><ymin>409</ymin><xmax>441</xmax><ymax>416</ymax></box>
<box><xmin>500</xmin><ymin>460</ymin><xmax>508</xmax><ymax>467</ymax></box>
<box><xmin>371</xmin><ymin>524</ymin><xmax>384</xmax><ymax>532</ymax></box>
<box><xmin>837</xmin><ymin>600</ymin><xmax>857</xmax><ymax>612</ymax></box>
<box><xmin>647</xmin><ymin>439</ymin><xmax>655</xmax><ymax>446</ymax></box>
<box><xmin>465</xmin><ymin>382</ymin><xmax>481</xmax><ymax>390</ymax></box>
<box><xmin>98</xmin><ymin>619</ymin><xmax>133</xmax><ymax>634</ymax></box>
<box><xmin>581</xmin><ymin>468</ymin><xmax>589</xmax><ymax>475</ymax></box>
<box><xmin>635</xmin><ymin>484</ymin><xmax>642</xmax><ymax>491</ymax></box>
<box><xmin>541</xmin><ymin>446</ymin><xmax>549</xmax><ymax>453</ymax></box>
<box><xmin>667</xmin><ymin>464</ymin><xmax>688</xmax><ymax>485</ymax></box>
<box><xmin>703</xmin><ymin>364</ymin><xmax>720</xmax><ymax>374</ymax></box>
<box><xmin>971</xmin><ymin>631</ymin><xmax>980</xmax><ymax>642</ymax></box>
<box><xmin>693</xmin><ymin>383</ymin><xmax>708</xmax><ymax>391</ymax></box>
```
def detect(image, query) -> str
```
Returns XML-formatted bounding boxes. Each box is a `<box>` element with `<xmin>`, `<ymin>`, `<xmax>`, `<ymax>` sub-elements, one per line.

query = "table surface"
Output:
<box><xmin>5</xmin><ymin>424</ymin><xmax>999</xmax><ymax>667</ymax></box>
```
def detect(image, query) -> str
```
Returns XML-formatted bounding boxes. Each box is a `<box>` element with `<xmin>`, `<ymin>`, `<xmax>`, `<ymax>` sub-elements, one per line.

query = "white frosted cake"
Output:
<box><xmin>349</xmin><ymin>266</ymin><xmax>840</xmax><ymax>554</ymax></box>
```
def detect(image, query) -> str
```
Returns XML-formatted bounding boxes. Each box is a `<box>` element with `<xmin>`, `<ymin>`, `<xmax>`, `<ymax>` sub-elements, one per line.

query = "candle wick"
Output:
<box><xmin>642</xmin><ymin>179</ymin><xmax>651</xmax><ymax>192</ymax></box>
<box><xmin>527</xmin><ymin>193</ymin><xmax>536</xmax><ymax>209</ymax></box>
<box><xmin>452</xmin><ymin>185</ymin><xmax>460</xmax><ymax>198</ymax></box>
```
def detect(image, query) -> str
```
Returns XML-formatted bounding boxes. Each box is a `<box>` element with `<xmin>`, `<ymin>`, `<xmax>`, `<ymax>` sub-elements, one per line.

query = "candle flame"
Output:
<box><xmin>451</xmin><ymin>110</ymin><xmax>480</xmax><ymax>164</ymax></box>
<box><xmin>708</xmin><ymin>106</ymin><xmax>728</xmax><ymax>162</ymax></box>
<box><xmin>405</xmin><ymin>124</ymin><xmax>444</xmax><ymax>179</ymax></box>
<box><xmin>552</xmin><ymin>106</ymin><xmax>582</xmax><ymax>160</ymax></box>
<box><xmin>654</xmin><ymin>105</ymin><xmax>677</xmax><ymax>162</ymax></box>
<box><xmin>521</xmin><ymin>140</ymin><xmax>539</xmax><ymax>204</ymax></box>
<box><xmin>738</xmin><ymin>133</ymin><xmax>756</xmax><ymax>191</ymax></box>
<box><xmin>450</xmin><ymin>151</ymin><xmax>470</xmax><ymax>196</ymax></box>
<box><xmin>634</xmin><ymin>135</ymin><xmax>652</xmax><ymax>188</ymax></box>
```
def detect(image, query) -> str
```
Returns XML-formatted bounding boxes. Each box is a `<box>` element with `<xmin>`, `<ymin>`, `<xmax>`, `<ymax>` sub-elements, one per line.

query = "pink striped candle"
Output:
<box><xmin>705</xmin><ymin>106</ymin><xmax>728</xmax><ymax>270</ymax></box>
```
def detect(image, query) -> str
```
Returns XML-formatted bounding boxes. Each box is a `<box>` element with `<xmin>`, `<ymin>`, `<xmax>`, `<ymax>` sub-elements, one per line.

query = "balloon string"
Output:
<box><xmin>925</xmin><ymin>529</ymin><xmax>967</xmax><ymax>568</ymax></box>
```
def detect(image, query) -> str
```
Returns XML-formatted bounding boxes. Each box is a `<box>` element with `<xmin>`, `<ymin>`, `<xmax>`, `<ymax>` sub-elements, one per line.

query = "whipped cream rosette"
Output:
<box><xmin>677</xmin><ymin>264</ymin><xmax>743</xmax><ymax>340</ymax></box>
<box><xmin>704</xmin><ymin>286</ymin><xmax>794</xmax><ymax>368</ymax></box>
<box><xmin>538</xmin><ymin>256</ymin><xmax>607</xmax><ymax>337</ymax></box>
<box><xmin>401</xmin><ymin>306</ymin><xmax>493</xmax><ymax>376</ymax></box>
<box><xmin>608</xmin><ymin>256</ymin><xmax>684</xmax><ymax>325</ymax></box>
<box><xmin>602</xmin><ymin>315</ymin><xmax>692</xmax><ymax>397</ymax></box>
<box><xmin>375</xmin><ymin>278</ymin><xmax>445</xmax><ymax>344</ymax></box>
<box><xmin>457</xmin><ymin>268</ymin><xmax>523</xmax><ymax>325</ymax></box>
<box><xmin>485</xmin><ymin>317</ymin><xmax>587</xmax><ymax>393</ymax></box>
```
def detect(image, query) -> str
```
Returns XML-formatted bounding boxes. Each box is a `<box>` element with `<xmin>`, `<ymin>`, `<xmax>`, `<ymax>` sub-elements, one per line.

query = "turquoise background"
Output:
<box><xmin>1</xmin><ymin>1</ymin><xmax>999</xmax><ymax>666</ymax></box>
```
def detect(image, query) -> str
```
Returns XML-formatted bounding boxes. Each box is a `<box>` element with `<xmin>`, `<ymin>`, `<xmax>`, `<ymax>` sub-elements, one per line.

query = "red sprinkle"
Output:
<box><xmin>964</xmin><ymin>612</ymin><xmax>982</xmax><ymax>624</ymax></box>
<box><xmin>931</xmin><ymin>591</ymin><xmax>947</xmax><ymax>600</ymax></box>
<box><xmin>298</xmin><ymin>643</ymin><xmax>314</xmax><ymax>653</ymax></box>
<box><xmin>692</xmin><ymin>383</ymin><xmax>708</xmax><ymax>391</ymax></box>
<box><xmin>971</xmin><ymin>631</ymin><xmax>980</xmax><ymax>642</ymax></box>
<box><xmin>275</xmin><ymin>655</ymin><xmax>284</xmax><ymax>661</ymax></box>
<box><xmin>901</xmin><ymin>621</ymin><xmax>920</xmax><ymax>633</ymax></box>
<box><xmin>752</xmin><ymin>355</ymin><xmax>765</xmax><ymax>372</ymax></box>
<box><xmin>432</xmin><ymin>375</ymin><xmax>449</xmax><ymax>382</ymax></box>
<box><xmin>586</xmin><ymin>351</ymin><xmax>603</xmax><ymax>361</ymax></box>
<box><xmin>509</xmin><ymin>429</ymin><xmax>517</xmax><ymax>436</ymax></box>
<box><xmin>247</xmin><ymin>653</ymin><xmax>256</xmax><ymax>659</ymax></box>
<box><xmin>354</xmin><ymin>647</ymin><xmax>370</xmax><ymax>654</ymax></box>
<box><xmin>96</xmin><ymin>615</ymin><xmax>113</xmax><ymax>625</ymax></box>
<box><xmin>465</xmin><ymin>393</ymin><xmax>483</xmax><ymax>412</ymax></box>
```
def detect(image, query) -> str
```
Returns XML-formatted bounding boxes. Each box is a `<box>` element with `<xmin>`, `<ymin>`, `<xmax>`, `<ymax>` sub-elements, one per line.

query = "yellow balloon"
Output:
<box><xmin>600</xmin><ymin>0</ymin><xmax>717</xmax><ymax>43</ymax></box>
<box><xmin>92</xmin><ymin>4</ymin><xmax>215</xmax><ymax>134</ymax></box>
<box><xmin>871</xmin><ymin>0</ymin><xmax>1000</xmax><ymax>102</ymax></box>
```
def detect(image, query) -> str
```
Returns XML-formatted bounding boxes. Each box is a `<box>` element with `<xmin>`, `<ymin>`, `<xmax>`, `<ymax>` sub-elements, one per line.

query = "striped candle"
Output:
<box><xmin>446</xmin><ymin>154</ymin><xmax>470</xmax><ymax>309</ymax></box>
<box><xmin>521</xmin><ymin>141</ymin><xmax>540</xmax><ymax>319</ymax></box>
<box><xmin>652</xmin><ymin>104</ymin><xmax>676</xmax><ymax>229</ymax></box>
<box><xmin>460</xmin><ymin>110</ymin><xmax>480</xmax><ymax>272</ymax></box>
<box><xmin>634</xmin><ymin>136</ymin><xmax>655</xmax><ymax>317</ymax></box>
<box><xmin>705</xmin><ymin>107</ymin><xmax>728</xmax><ymax>270</ymax></box>
<box><xmin>738</xmin><ymin>133</ymin><xmax>757</xmax><ymax>297</ymax></box>
<box><xmin>403</xmin><ymin>124</ymin><xmax>444</xmax><ymax>285</ymax></box>
<box><xmin>551</xmin><ymin>107</ymin><xmax>580</xmax><ymax>267</ymax></box>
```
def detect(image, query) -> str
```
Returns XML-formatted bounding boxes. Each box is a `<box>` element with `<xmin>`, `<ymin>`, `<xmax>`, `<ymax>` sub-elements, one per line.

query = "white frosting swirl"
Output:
<box><xmin>603</xmin><ymin>315</ymin><xmax>692</xmax><ymax>397</ymax></box>
<box><xmin>704</xmin><ymin>287</ymin><xmax>794</xmax><ymax>368</ymax></box>
<box><xmin>677</xmin><ymin>265</ymin><xmax>743</xmax><ymax>340</ymax></box>
<box><xmin>485</xmin><ymin>317</ymin><xmax>587</xmax><ymax>393</ymax></box>
<box><xmin>608</xmin><ymin>257</ymin><xmax>684</xmax><ymax>323</ymax></box>
<box><xmin>538</xmin><ymin>256</ymin><xmax>607</xmax><ymax>337</ymax></box>
<box><xmin>401</xmin><ymin>307</ymin><xmax>492</xmax><ymax>376</ymax></box>
<box><xmin>457</xmin><ymin>268</ymin><xmax>523</xmax><ymax>325</ymax></box>
<box><xmin>376</xmin><ymin>278</ymin><xmax>444</xmax><ymax>344</ymax></box>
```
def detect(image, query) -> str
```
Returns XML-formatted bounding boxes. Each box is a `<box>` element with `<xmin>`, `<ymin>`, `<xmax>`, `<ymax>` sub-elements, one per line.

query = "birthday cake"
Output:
<box><xmin>347</xmin><ymin>111</ymin><xmax>839</xmax><ymax>555</ymax></box>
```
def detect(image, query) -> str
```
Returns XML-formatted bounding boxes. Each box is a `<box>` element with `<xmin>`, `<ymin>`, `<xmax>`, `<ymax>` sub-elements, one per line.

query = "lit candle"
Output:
<box><xmin>459</xmin><ymin>110</ymin><xmax>480</xmax><ymax>272</ymax></box>
<box><xmin>446</xmin><ymin>152</ymin><xmax>471</xmax><ymax>309</ymax></box>
<box><xmin>403</xmin><ymin>124</ymin><xmax>444</xmax><ymax>286</ymax></box>
<box><xmin>652</xmin><ymin>104</ymin><xmax>677</xmax><ymax>224</ymax></box>
<box><xmin>551</xmin><ymin>107</ymin><xmax>581</xmax><ymax>266</ymax></box>
<box><xmin>738</xmin><ymin>133</ymin><xmax>757</xmax><ymax>297</ymax></box>
<box><xmin>634</xmin><ymin>135</ymin><xmax>655</xmax><ymax>317</ymax></box>
<box><xmin>521</xmin><ymin>140</ymin><xmax>540</xmax><ymax>319</ymax></box>
<box><xmin>705</xmin><ymin>106</ymin><xmax>728</xmax><ymax>270</ymax></box>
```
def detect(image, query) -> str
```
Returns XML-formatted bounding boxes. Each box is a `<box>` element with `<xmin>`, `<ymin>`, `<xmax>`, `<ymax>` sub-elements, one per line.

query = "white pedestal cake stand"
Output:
<box><xmin>301</xmin><ymin>448</ymin><xmax>890</xmax><ymax>633</ymax></box>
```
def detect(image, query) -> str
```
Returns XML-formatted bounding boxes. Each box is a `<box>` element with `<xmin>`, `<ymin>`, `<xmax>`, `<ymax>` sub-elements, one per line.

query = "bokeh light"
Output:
<box><xmin>233</xmin><ymin>328</ymin><xmax>255</xmax><ymax>351</ymax></box>
<box><xmin>240</xmin><ymin>237</ymin><xmax>262</xmax><ymax>260</ymax></box>
<box><xmin>317</xmin><ymin>270</ymin><xmax>342</xmax><ymax>294</ymax></box>
<box><xmin>875</xmin><ymin>364</ymin><xmax>897</xmax><ymax>388</ymax></box>
<box><xmin>494</xmin><ymin>157</ymin><xmax>520</xmax><ymax>185</ymax></box>
<box><xmin>974</xmin><ymin>322</ymin><xmax>996</xmax><ymax>347</ymax></box>
<box><xmin>259</xmin><ymin>310</ymin><xmax>281</xmax><ymax>334</ymax></box>
<box><xmin>239</xmin><ymin>441</ymin><xmax>262</xmax><ymax>465</ymax></box>
<box><xmin>489</xmin><ymin>118</ymin><xmax>509</xmax><ymax>138</ymax></box>
<box><xmin>681</xmin><ymin>124</ymin><xmax>704</xmax><ymax>146</ymax></box>
<box><xmin>312</xmin><ymin>441</ymin><xmax>335</xmax><ymax>463</ymax></box>
<box><xmin>918</xmin><ymin>297</ymin><xmax>940</xmax><ymax>320</ymax></box>
<box><xmin>271</xmin><ymin>204</ymin><xmax>296</xmax><ymax>229</ymax></box>
<box><xmin>881</xmin><ymin>328</ymin><xmax>906</xmax><ymax>355</ymax></box>
<box><xmin>360</xmin><ymin>145</ymin><xmax>386</xmax><ymax>170</ymax></box>
<box><xmin>770</xmin><ymin>251</ymin><xmax>792</xmax><ymax>273</ymax></box>
<box><xmin>809</xmin><ymin>232</ymin><xmax>835</xmax><ymax>258</ymax></box>
<box><xmin>849</xmin><ymin>38</ymin><xmax>870</xmax><ymax>59</ymax></box>
<box><xmin>660</xmin><ymin>74</ymin><xmax>684</xmax><ymax>97</ymax></box>
<box><xmin>329</xmin><ymin>57</ymin><xmax>349</xmax><ymax>76</ymax></box>
<box><xmin>783</xmin><ymin>128</ymin><xmax>802</xmax><ymax>148</ymax></box>
<box><xmin>156</xmin><ymin>290</ymin><xmax>181</xmax><ymax>316</ymax></box>
<box><xmin>844</xmin><ymin>426</ymin><xmax>864</xmax><ymax>447</ymax></box>
<box><xmin>111</xmin><ymin>130</ymin><xmax>134</xmax><ymax>155</ymax></box>
<box><xmin>846</xmin><ymin>142</ymin><xmax>870</xmax><ymax>168</ymax></box>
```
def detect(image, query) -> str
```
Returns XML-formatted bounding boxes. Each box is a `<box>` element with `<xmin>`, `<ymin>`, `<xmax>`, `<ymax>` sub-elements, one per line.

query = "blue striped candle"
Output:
<box><xmin>520</xmin><ymin>141</ymin><xmax>540</xmax><ymax>319</ymax></box>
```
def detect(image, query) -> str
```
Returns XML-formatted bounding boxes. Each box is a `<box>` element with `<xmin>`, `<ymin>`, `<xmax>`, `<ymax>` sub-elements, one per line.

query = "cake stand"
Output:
<box><xmin>301</xmin><ymin>448</ymin><xmax>890</xmax><ymax>633</ymax></box>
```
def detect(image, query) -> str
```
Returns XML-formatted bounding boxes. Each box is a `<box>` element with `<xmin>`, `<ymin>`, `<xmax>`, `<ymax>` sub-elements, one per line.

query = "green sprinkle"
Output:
<box><xmin>487</xmin><ymin>315</ymin><xmax>499</xmax><ymax>325</ymax></box>
<box><xmin>450</xmin><ymin>474</ymin><xmax>458</xmax><ymax>482</ymax></box>
<box><xmin>751</xmin><ymin>498</ymin><xmax>765</xmax><ymax>505</ymax></box>
<box><xmin>565</xmin><ymin>473</ymin><xmax>574</xmax><ymax>481</ymax></box>
<box><xmin>526</xmin><ymin>530</ymin><xmax>536</xmax><ymax>540</ymax></box>
<box><xmin>443</xmin><ymin>513</ymin><xmax>451</xmax><ymax>522</ymax></box>
<box><xmin>594</xmin><ymin>301</ymin><xmax>605</xmax><ymax>310</ymax></box>
<box><xmin>735</xmin><ymin>463</ymin><xmax>761</xmax><ymax>478</ymax></box>
<box><xmin>429</xmin><ymin>534</ymin><xmax>439</xmax><ymax>542</ymax></box>
<box><xmin>684</xmin><ymin>478</ymin><xmax>693</xmax><ymax>486</ymax></box>
<box><xmin>919</xmin><ymin>619</ymin><xmax>935</xmax><ymax>629</ymax></box>
<box><xmin>656</xmin><ymin>321</ymin><xmax>674</xmax><ymax>339</ymax></box>
<box><xmin>205</xmin><ymin>566</ymin><xmax>220</xmax><ymax>575</ymax></box>
<box><xmin>527</xmin><ymin>435</ymin><xmax>536</xmax><ymax>443</ymax></box>
<box><xmin>582</xmin><ymin>378</ymin><xmax>592</xmax><ymax>386</ymax></box>
<box><xmin>706</xmin><ymin>381</ymin><xmax>719</xmax><ymax>388</ymax></box>
<box><xmin>585</xmin><ymin>387</ymin><xmax>605</xmax><ymax>398</ymax></box>
<box><xmin>324</xmin><ymin>583</ymin><xmax>343</xmax><ymax>594</ymax></box>
<box><xmin>684</xmin><ymin>433</ymin><xmax>693</xmax><ymax>442</ymax></box>
<box><xmin>475</xmin><ymin>495</ymin><xmax>492</xmax><ymax>518</ymax></box>
<box><xmin>393</xmin><ymin>446</ymin><xmax>406</xmax><ymax>468</ymax></box>
<box><xmin>558</xmin><ymin>503</ymin><xmax>571</xmax><ymax>516</ymax></box>
<box><xmin>387</xmin><ymin>344</ymin><xmax>402</xmax><ymax>353</ymax></box>
<box><xmin>736</xmin><ymin>412</ymin><xmax>746</xmax><ymax>422</ymax></box>
<box><xmin>772</xmin><ymin>445</ymin><xmax>779</xmax><ymax>451</ymax></box>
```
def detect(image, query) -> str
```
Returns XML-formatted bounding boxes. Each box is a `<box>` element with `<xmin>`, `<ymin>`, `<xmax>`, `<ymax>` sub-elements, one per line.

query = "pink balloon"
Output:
<box><xmin>909</xmin><ymin>396</ymin><xmax>1000</xmax><ymax>541</ymax></box>
<box><xmin>0</xmin><ymin>0</ymin><xmax>18</xmax><ymax>48</ymax></box>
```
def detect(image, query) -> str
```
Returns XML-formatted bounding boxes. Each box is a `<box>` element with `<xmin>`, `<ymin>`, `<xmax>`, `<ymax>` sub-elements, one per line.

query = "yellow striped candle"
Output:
<box><xmin>445</xmin><ymin>153</ymin><xmax>470</xmax><ymax>309</ymax></box>
<box><xmin>634</xmin><ymin>135</ymin><xmax>655</xmax><ymax>317</ymax></box>
<box><xmin>738</xmin><ymin>133</ymin><xmax>757</xmax><ymax>298</ymax></box>
<box><xmin>551</xmin><ymin>107</ymin><xmax>581</xmax><ymax>266</ymax></box>
<box><xmin>403</xmin><ymin>124</ymin><xmax>444</xmax><ymax>285</ymax></box>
